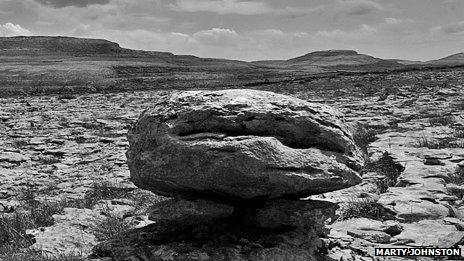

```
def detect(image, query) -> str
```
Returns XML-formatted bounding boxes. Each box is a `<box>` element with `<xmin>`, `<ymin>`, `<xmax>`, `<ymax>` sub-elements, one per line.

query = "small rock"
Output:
<box><xmin>44</xmin><ymin>149</ymin><xmax>66</xmax><ymax>157</ymax></box>
<box><xmin>0</xmin><ymin>152</ymin><xmax>29</xmax><ymax>163</ymax></box>
<box><xmin>381</xmin><ymin>220</ymin><xmax>403</xmax><ymax>236</ymax></box>
<box><xmin>423</xmin><ymin>152</ymin><xmax>452</xmax><ymax>160</ymax></box>
<box><xmin>424</xmin><ymin>158</ymin><xmax>444</xmax><ymax>166</ymax></box>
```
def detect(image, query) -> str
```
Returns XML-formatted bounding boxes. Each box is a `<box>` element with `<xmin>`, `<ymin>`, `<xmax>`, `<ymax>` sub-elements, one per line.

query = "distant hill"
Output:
<box><xmin>1</xmin><ymin>35</ymin><xmax>464</xmax><ymax>97</ymax></box>
<box><xmin>253</xmin><ymin>50</ymin><xmax>404</xmax><ymax>70</ymax></box>
<box><xmin>0</xmin><ymin>36</ymin><xmax>136</xmax><ymax>56</ymax></box>
<box><xmin>0</xmin><ymin>36</ymin><xmax>254</xmax><ymax>69</ymax></box>
<box><xmin>428</xmin><ymin>52</ymin><xmax>464</xmax><ymax>65</ymax></box>
<box><xmin>287</xmin><ymin>50</ymin><xmax>379</xmax><ymax>66</ymax></box>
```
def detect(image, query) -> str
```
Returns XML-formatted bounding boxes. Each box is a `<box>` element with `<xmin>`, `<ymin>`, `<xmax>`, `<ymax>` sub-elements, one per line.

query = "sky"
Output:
<box><xmin>1</xmin><ymin>0</ymin><xmax>464</xmax><ymax>61</ymax></box>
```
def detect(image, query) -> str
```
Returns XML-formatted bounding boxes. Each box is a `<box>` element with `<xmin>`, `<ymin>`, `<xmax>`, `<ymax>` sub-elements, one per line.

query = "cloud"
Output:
<box><xmin>0</xmin><ymin>23</ymin><xmax>32</xmax><ymax>36</ymax></box>
<box><xmin>316</xmin><ymin>24</ymin><xmax>377</xmax><ymax>40</ymax></box>
<box><xmin>384</xmin><ymin>17</ymin><xmax>401</xmax><ymax>25</ymax></box>
<box><xmin>192</xmin><ymin>28</ymin><xmax>240</xmax><ymax>45</ymax></box>
<box><xmin>169</xmin><ymin>0</ymin><xmax>319</xmax><ymax>17</ymax></box>
<box><xmin>170</xmin><ymin>0</ymin><xmax>272</xmax><ymax>15</ymax></box>
<box><xmin>35</xmin><ymin>0</ymin><xmax>110</xmax><ymax>8</ymax></box>
<box><xmin>383</xmin><ymin>17</ymin><xmax>415</xmax><ymax>25</ymax></box>
<box><xmin>78</xmin><ymin>26</ymin><xmax>312</xmax><ymax>60</ymax></box>
<box><xmin>336</xmin><ymin>0</ymin><xmax>383</xmax><ymax>16</ymax></box>
<box><xmin>432</xmin><ymin>21</ymin><xmax>464</xmax><ymax>34</ymax></box>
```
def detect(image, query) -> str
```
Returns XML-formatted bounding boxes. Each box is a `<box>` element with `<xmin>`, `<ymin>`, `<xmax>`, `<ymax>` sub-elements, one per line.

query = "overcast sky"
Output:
<box><xmin>1</xmin><ymin>0</ymin><xmax>464</xmax><ymax>61</ymax></box>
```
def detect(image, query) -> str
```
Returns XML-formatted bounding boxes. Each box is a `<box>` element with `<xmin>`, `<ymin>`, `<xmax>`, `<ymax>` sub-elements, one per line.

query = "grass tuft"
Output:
<box><xmin>353</xmin><ymin>125</ymin><xmax>380</xmax><ymax>161</ymax></box>
<box><xmin>81</xmin><ymin>181</ymin><xmax>135</xmax><ymax>209</ymax></box>
<box><xmin>337</xmin><ymin>198</ymin><xmax>393</xmax><ymax>221</ymax></box>
<box><xmin>92</xmin><ymin>213</ymin><xmax>132</xmax><ymax>242</ymax></box>
<box><xmin>454</xmin><ymin>127</ymin><xmax>464</xmax><ymax>139</ymax></box>
<box><xmin>416</xmin><ymin>136</ymin><xmax>464</xmax><ymax>149</ymax></box>
<box><xmin>363</xmin><ymin>151</ymin><xmax>404</xmax><ymax>193</ymax></box>
<box><xmin>447</xmin><ymin>167</ymin><xmax>464</xmax><ymax>186</ymax></box>
<box><xmin>428</xmin><ymin>114</ymin><xmax>455</xmax><ymax>126</ymax></box>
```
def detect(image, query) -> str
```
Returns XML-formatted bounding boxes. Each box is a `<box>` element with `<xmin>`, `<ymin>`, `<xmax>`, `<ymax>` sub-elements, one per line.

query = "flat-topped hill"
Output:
<box><xmin>0</xmin><ymin>36</ymin><xmax>134</xmax><ymax>56</ymax></box>
<box><xmin>253</xmin><ymin>50</ymin><xmax>403</xmax><ymax>69</ymax></box>
<box><xmin>430</xmin><ymin>52</ymin><xmax>464</xmax><ymax>65</ymax></box>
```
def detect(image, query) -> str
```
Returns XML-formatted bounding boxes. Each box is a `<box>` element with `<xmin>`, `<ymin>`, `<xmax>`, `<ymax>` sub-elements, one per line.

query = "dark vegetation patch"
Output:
<box><xmin>446</xmin><ymin>167</ymin><xmax>464</xmax><ymax>186</ymax></box>
<box><xmin>36</xmin><ymin>155</ymin><xmax>61</xmax><ymax>165</ymax></box>
<box><xmin>11</xmin><ymin>140</ymin><xmax>29</xmax><ymax>149</ymax></box>
<box><xmin>445</xmin><ymin>167</ymin><xmax>464</xmax><ymax>199</ymax></box>
<box><xmin>363</xmin><ymin>152</ymin><xmax>405</xmax><ymax>193</ymax></box>
<box><xmin>81</xmin><ymin>181</ymin><xmax>135</xmax><ymax>209</ymax></box>
<box><xmin>454</xmin><ymin>127</ymin><xmax>464</xmax><ymax>138</ymax></box>
<box><xmin>428</xmin><ymin>114</ymin><xmax>455</xmax><ymax>126</ymax></box>
<box><xmin>92</xmin><ymin>213</ymin><xmax>132</xmax><ymax>242</ymax></box>
<box><xmin>352</xmin><ymin>125</ymin><xmax>381</xmax><ymax>162</ymax></box>
<box><xmin>337</xmin><ymin>198</ymin><xmax>395</xmax><ymax>221</ymax></box>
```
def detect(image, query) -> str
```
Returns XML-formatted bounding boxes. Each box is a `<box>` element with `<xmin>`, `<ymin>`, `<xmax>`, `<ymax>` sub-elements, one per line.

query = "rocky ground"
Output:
<box><xmin>0</xmin><ymin>67</ymin><xmax>463</xmax><ymax>260</ymax></box>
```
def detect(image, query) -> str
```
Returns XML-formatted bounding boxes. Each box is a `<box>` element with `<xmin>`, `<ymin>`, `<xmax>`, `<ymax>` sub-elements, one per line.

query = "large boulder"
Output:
<box><xmin>127</xmin><ymin>89</ymin><xmax>363</xmax><ymax>203</ymax></box>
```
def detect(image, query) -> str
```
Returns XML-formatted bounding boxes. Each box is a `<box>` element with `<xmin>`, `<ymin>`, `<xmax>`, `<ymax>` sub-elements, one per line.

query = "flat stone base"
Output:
<box><xmin>90</xmin><ymin>199</ymin><xmax>337</xmax><ymax>261</ymax></box>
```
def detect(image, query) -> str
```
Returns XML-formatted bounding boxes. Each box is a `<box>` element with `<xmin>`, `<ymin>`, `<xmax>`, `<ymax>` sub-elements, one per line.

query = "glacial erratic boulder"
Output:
<box><xmin>127</xmin><ymin>89</ymin><xmax>363</xmax><ymax>203</ymax></box>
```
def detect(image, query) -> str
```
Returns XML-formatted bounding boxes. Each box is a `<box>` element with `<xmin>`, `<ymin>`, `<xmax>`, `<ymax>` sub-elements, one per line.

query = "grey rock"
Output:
<box><xmin>148</xmin><ymin>199</ymin><xmax>234</xmax><ymax>226</ymax></box>
<box><xmin>251</xmin><ymin>199</ymin><xmax>337</xmax><ymax>229</ymax></box>
<box><xmin>347</xmin><ymin>230</ymin><xmax>391</xmax><ymax>243</ymax></box>
<box><xmin>127</xmin><ymin>89</ymin><xmax>363</xmax><ymax>202</ymax></box>
<box><xmin>27</xmin><ymin>208</ymin><xmax>104</xmax><ymax>258</ymax></box>
<box><xmin>423</xmin><ymin>158</ymin><xmax>444</xmax><ymax>166</ymax></box>
<box><xmin>394</xmin><ymin>220</ymin><xmax>464</xmax><ymax>247</ymax></box>
<box><xmin>0</xmin><ymin>152</ymin><xmax>29</xmax><ymax>163</ymax></box>
<box><xmin>381</xmin><ymin>220</ymin><xmax>403</xmax><ymax>236</ymax></box>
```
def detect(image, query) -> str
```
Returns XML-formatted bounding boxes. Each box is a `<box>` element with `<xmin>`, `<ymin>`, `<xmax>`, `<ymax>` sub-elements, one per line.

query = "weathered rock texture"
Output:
<box><xmin>127</xmin><ymin>89</ymin><xmax>363</xmax><ymax>202</ymax></box>
<box><xmin>27</xmin><ymin>208</ymin><xmax>104</xmax><ymax>258</ymax></box>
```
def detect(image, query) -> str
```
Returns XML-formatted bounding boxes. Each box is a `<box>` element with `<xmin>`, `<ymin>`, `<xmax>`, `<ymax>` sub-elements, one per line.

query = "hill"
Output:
<box><xmin>253</xmin><ymin>50</ymin><xmax>404</xmax><ymax>70</ymax></box>
<box><xmin>0</xmin><ymin>36</ymin><xmax>281</xmax><ymax>97</ymax></box>
<box><xmin>0</xmin><ymin>36</ymin><xmax>127</xmax><ymax>56</ymax></box>
<box><xmin>287</xmin><ymin>50</ymin><xmax>379</xmax><ymax>66</ymax></box>
<box><xmin>2</xmin><ymin>36</ymin><xmax>462</xmax><ymax>97</ymax></box>
<box><xmin>428</xmin><ymin>52</ymin><xmax>464</xmax><ymax>65</ymax></box>
<box><xmin>0</xmin><ymin>36</ymin><xmax>253</xmax><ymax>68</ymax></box>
